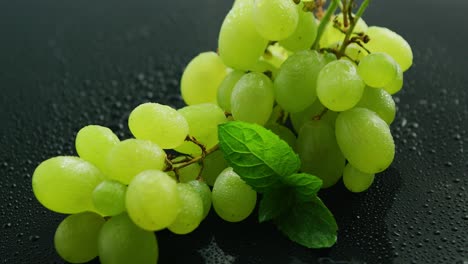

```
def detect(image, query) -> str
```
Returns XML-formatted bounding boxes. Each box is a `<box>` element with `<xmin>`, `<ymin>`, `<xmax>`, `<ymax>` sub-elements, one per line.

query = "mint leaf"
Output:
<box><xmin>281</xmin><ymin>173</ymin><xmax>323</xmax><ymax>202</ymax></box>
<box><xmin>258</xmin><ymin>187</ymin><xmax>294</xmax><ymax>223</ymax></box>
<box><xmin>218</xmin><ymin>121</ymin><xmax>301</xmax><ymax>192</ymax></box>
<box><xmin>275</xmin><ymin>197</ymin><xmax>338</xmax><ymax>248</ymax></box>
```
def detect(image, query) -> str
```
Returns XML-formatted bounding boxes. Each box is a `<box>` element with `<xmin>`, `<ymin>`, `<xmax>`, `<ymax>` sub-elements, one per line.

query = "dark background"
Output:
<box><xmin>0</xmin><ymin>0</ymin><xmax>467</xmax><ymax>263</ymax></box>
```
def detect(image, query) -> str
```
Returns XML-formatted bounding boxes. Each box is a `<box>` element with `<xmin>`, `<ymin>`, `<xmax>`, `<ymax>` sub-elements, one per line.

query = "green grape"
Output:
<box><xmin>168</xmin><ymin>183</ymin><xmax>204</xmax><ymax>234</ymax></box>
<box><xmin>383</xmin><ymin>63</ymin><xmax>404</xmax><ymax>95</ymax></box>
<box><xmin>323</xmin><ymin>51</ymin><xmax>338</xmax><ymax>64</ymax></box>
<box><xmin>345</xmin><ymin>43</ymin><xmax>369</xmax><ymax>62</ymax></box>
<box><xmin>274</xmin><ymin>50</ymin><xmax>326</xmax><ymax>113</ymax></box>
<box><xmin>75</xmin><ymin>125</ymin><xmax>119</xmax><ymax>172</ymax></box>
<box><xmin>98</xmin><ymin>214</ymin><xmax>158</xmax><ymax>264</ymax></box>
<box><xmin>219</xmin><ymin>0</ymin><xmax>268</xmax><ymax>70</ymax></box>
<box><xmin>175</xmin><ymin>103</ymin><xmax>227</xmax><ymax>156</ymax></box>
<box><xmin>231</xmin><ymin>72</ymin><xmax>274</xmax><ymax>125</ymax></box>
<box><xmin>357</xmin><ymin>52</ymin><xmax>398</xmax><ymax>88</ymax></box>
<box><xmin>181</xmin><ymin>52</ymin><xmax>228</xmax><ymax>105</ymax></box>
<box><xmin>253</xmin><ymin>0</ymin><xmax>299</xmax><ymax>41</ymax></box>
<box><xmin>365</xmin><ymin>26</ymin><xmax>413</xmax><ymax>72</ymax></box>
<box><xmin>265</xmin><ymin>124</ymin><xmax>296</xmax><ymax>148</ymax></box>
<box><xmin>336</xmin><ymin>108</ymin><xmax>395</xmax><ymax>174</ymax></box>
<box><xmin>126</xmin><ymin>170</ymin><xmax>180</xmax><ymax>231</ymax></box>
<box><xmin>217</xmin><ymin>70</ymin><xmax>245</xmax><ymax>112</ymax></box>
<box><xmin>202</xmin><ymin>150</ymin><xmax>228</xmax><ymax>186</ymax></box>
<box><xmin>105</xmin><ymin>139</ymin><xmax>166</xmax><ymax>184</ymax></box>
<box><xmin>342</xmin><ymin>163</ymin><xmax>375</xmax><ymax>193</ymax></box>
<box><xmin>92</xmin><ymin>180</ymin><xmax>127</xmax><ymax>216</ymax></box>
<box><xmin>212</xmin><ymin>167</ymin><xmax>257</xmax><ymax>222</ymax></box>
<box><xmin>128</xmin><ymin>103</ymin><xmax>189</xmax><ymax>149</ymax></box>
<box><xmin>32</xmin><ymin>156</ymin><xmax>104</xmax><ymax>214</ymax></box>
<box><xmin>296</xmin><ymin>121</ymin><xmax>345</xmax><ymax>188</ymax></box>
<box><xmin>279</xmin><ymin>4</ymin><xmax>317</xmax><ymax>52</ymax></box>
<box><xmin>187</xmin><ymin>180</ymin><xmax>212</xmax><ymax>219</ymax></box>
<box><xmin>54</xmin><ymin>212</ymin><xmax>105</xmax><ymax>264</ymax></box>
<box><xmin>317</xmin><ymin>60</ymin><xmax>365</xmax><ymax>111</ymax></box>
<box><xmin>320</xmin><ymin>13</ymin><xmax>368</xmax><ymax>48</ymax></box>
<box><xmin>356</xmin><ymin>87</ymin><xmax>396</xmax><ymax>125</ymax></box>
<box><xmin>290</xmin><ymin>99</ymin><xmax>338</xmax><ymax>133</ymax></box>
<box><xmin>178</xmin><ymin>162</ymin><xmax>201</xmax><ymax>183</ymax></box>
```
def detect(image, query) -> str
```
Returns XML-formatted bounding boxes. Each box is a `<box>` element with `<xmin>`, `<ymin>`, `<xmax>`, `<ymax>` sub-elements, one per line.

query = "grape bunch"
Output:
<box><xmin>31</xmin><ymin>0</ymin><xmax>413</xmax><ymax>263</ymax></box>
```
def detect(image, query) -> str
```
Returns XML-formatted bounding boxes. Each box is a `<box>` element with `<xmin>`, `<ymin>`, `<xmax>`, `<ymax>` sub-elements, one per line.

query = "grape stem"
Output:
<box><xmin>313</xmin><ymin>107</ymin><xmax>329</xmax><ymax>120</ymax></box>
<box><xmin>337</xmin><ymin>0</ymin><xmax>370</xmax><ymax>56</ymax></box>
<box><xmin>312</xmin><ymin>0</ymin><xmax>340</xmax><ymax>50</ymax></box>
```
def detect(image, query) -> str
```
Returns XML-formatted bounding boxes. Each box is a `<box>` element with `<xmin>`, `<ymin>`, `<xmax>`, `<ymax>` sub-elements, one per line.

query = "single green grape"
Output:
<box><xmin>175</xmin><ymin>103</ymin><xmax>227</xmax><ymax>156</ymax></box>
<box><xmin>92</xmin><ymin>180</ymin><xmax>127</xmax><ymax>216</ymax></box>
<box><xmin>105</xmin><ymin>139</ymin><xmax>166</xmax><ymax>184</ymax></box>
<box><xmin>212</xmin><ymin>167</ymin><xmax>257</xmax><ymax>222</ymax></box>
<box><xmin>290</xmin><ymin>99</ymin><xmax>338</xmax><ymax>133</ymax></box>
<box><xmin>128</xmin><ymin>103</ymin><xmax>189</xmax><ymax>149</ymax></box>
<box><xmin>32</xmin><ymin>156</ymin><xmax>104</xmax><ymax>214</ymax></box>
<box><xmin>217</xmin><ymin>70</ymin><xmax>245</xmax><ymax>112</ymax></box>
<box><xmin>356</xmin><ymin>87</ymin><xmax>396</xmax><ymax>125</ymax></box>
<box><xmin>187</xmin><ymin>180</ymin><xmax>212</xmax><ymax>219</ymax></box>
<box><xmin>265</xmin><ymin>124</ymin><xmax>296</xmax><ymax>148</ymax></box>
<box><xmin>54</xmin><ymin>212</ymin><xmax>105</xmax><ymax>264</ymax></box>
<box><xmin>279</xmin><ymin>3</ymin><xmax>317</xmax><ymax>52</ymax></box>
<box><xmin>317</xmin><ymin>60</ymin><xmax>365</xmax><ymax>111</ymax></box>
<box><xmin>357</xmin><ymin>52</ymin><xmax>398</xmax><ymax>88</ymax></box>
<box><xmin>98</xmin><ymin>213</ymin><xmax>158</xmax><ymax>264</ymax></box>
<box><xmin>178</xmin><ymin>162</ymin><xmax>201</xmax><ymax>183</ymax></box>
<box><xmin>218</xmin><ymin>0</ymin><xmax>268</xmax><ymax>70</ymax></box>
<box><xmin>343</xmin><ymin>163</ymin><xmax>375</xmax><ymax>193</ymax></box>
<box><xmin>202</xmin><ymin>150</ymin><xmax>229</xmax><ymax>186</ymax></box>
<box><xmin>168</xmin><ymin>183</ymin><xmax>204</xmax><ymax>235</ymax></box>
<box><xmin>231</xmin><ymin>72</ymin><xmax>274</xmax><ymax>125</ymax></box>
<box><xmin>274</xmin><ymin>50</ymin><xmax>326</xmax><ymax>113</ymax></box>
<box><xmin>365</xmin><ymin>26</ymin><xmax>413</xmax><ymax>71</ymax></box>
<box><xmin>75</xmin><ymin>125</ymin><xmax>119</xmax><ymax>172</ymax></box>
<box><xmin>336</xmin><ymin>108</ymin><xmax>395</xmax><ymax>174</ymax></box>
<box><xmin>383</xmin><ymin>63</ymin><xmax>404</xmax><ymax>95</ymax></box>
<box><xmin>296</xmin><ymin>121</ymin><xmax>345</xmax><ymax>188</ymax></box>
<box><xmin>253</xmin><ymin>0</ymin><xmax>299</xmax><ymax>41</ymax></box>
<box><xmin>181</xmin><ymin>52</ymin><xmax>228</xmax><ymax>105</ymax></box>
<box><xmin>126</xmin><ymin>170</ymin><xmax>180</xmax><ymax>231</ymax></box>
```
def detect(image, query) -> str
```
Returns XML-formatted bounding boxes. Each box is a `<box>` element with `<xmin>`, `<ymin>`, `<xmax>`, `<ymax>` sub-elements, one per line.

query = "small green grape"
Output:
<box><xmin>187</xmin><ymin>180</ymin><xmax>212</xmax><ymax>219</ymax></box>
<box><xmin>217</xmin><ymin>70</ymin><xmax>245</xmax><ymax>112</ymax></box>
<box><xmin>343</xmin><ymin>163</ymin><xmax>375</xmax><ymax>193</ymax></box>
<box><xmin>357</xmin><ymin>52</ymin><xmax>398</xmax><ymax>88</ymax></box>
<box><xmin>202</xmin><ymin>150</ymin><xmax>228</xmax><ymax>186</ymax></box>
<box><xmin>92</xmin><ymin>180</ymin><xmax>127</xmax><ymax>216</ymax></box>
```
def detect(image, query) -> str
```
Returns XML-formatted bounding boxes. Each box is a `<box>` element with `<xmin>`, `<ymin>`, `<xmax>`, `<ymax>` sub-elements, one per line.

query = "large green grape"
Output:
<box><xmin>126</xmin><ymin>170</ymin><xmax>180</xmax><ymax>231</ymax></box>
<box><xmin>105</xmin><ymin>139</ymin><xmax>166</xmax><ymax>184</ymax></box>
<box><xmin>128</xmin><ymin>103</ymin><xmax>189</xmax><ymax>149</ymax></box>
<box><xmin>187</xmin><ymin>180</ymin><xmax>212</xmax><ymax>219</ymax></box>
<box><xmin>253</xmin><ymin>0</ymin><xmax>299</xmax><ymax>41</ymax></box>
<box><xmin>356</xmin><ymin>87</ymin><xmax>396</xmax><ymax>125</ymax></box>
<box><xmin>168</xmin><ymin>183</ymin><xmax>204</xmax><ymax>235</ymax></box>
<box><xmin>75</xmin><ymin>125</ymin><xmax>119</xmax><ymax>172</ymax></box>
<box><xmin>296</xmin><ymin>121</ymin><xmax>345</xmax><ymax>188</ymax></box>
<box><xmin>357</xmin><ymin>52</ymin><xmax>398</xmax><ymax>88</ymax></box>
<box><xmin>181</xmin><ymin>52</ymin><xmax>227</xmax><ymax>105</ymax></box>
<box><xmin>217</xmin><ymin>70</ymin><xmax>245</xmax><ymax>112</ymax></box>
<box><xmin>92</xmin><ymin>180</ymin><xmax>127</xmax><ymax>216</ymax></box>
<box><xmin>218</xmin><ymin>0</ymin><xmax>268</xmax><ymax>70</ymax></box>
<box><xmin>279</xmin><ymin>4</ymin><xmax>317</xmax><ymax>52</ymax></box>
<box><xmin>343</xmin><ymin>163</ymin><xmax>375</xmax><ymax>193</ymax></box>
<box><xmin>98</xmin><ymin>214</ymin><xmax>158</xmax><ymax>264</ymax></box>
<box><xmin>212</xmin><ymin>168</ymin><xmax>257</xmax><ymax>222</ymax></box>
<box><xmin>365</xmin><ymin>26</ymin><xmax>413</xmax><ymax>71</ymax></box>
<box><xmin>54</xmin><ymin>212</ymin><xmax>105</xmax><ymax>264</ymax></box>
<box><xmin>231</xmin><ymin>72</ymin><xmax>274</xmax><ymax>125</ymax></box>
<box><xmin>202</xmin><ymin>150</ymin><xmax>229</xmax><ymax>186</ymax></box>
<box><xmin>317</xmin><ymin>60</ymin><xmax>365</xmax><ymax>111</ymax></box>
<box><xmin>290</xmin><ymin>99</ymin><xmax>338</xmax><ymax>133</ymax></box>
<box><xmin>175</xmin><ymin>103</ymin><xmax>227</xmax><ymax>156</ymax></box>
<box><xmin>274</xmin><ymin>50</ymin><xmax>325</xmax><ymax>113</ymax></box>
<box><xmin>32</xmin><ymin>156</ymin><xmax>104</xmax><ymax>214</ymax></box>
<box><xmin>336</xmin><ymin>108</ymin><xmax>395</xmax><ymax>173</ymax></box>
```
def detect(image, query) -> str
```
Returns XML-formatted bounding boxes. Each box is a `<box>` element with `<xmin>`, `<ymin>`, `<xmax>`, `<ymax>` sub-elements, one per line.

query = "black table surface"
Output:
<box><xmin>1</xmin><ymin>0</ymin><xmax>467</xmax><ymax>263</ymax></box>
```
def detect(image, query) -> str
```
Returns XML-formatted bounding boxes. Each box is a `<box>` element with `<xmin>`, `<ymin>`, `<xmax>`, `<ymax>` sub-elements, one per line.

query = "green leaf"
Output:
<box><xmin>218</xmin><ymin>121</ymin><xmax>301</xmax><ymax>192</ymax></box>
<box><xmin>275</xmin><ymin>197</ymin><xmax>338</xmax><ymax>248</ymax></box>
<box><xmin>258</xmin><ymin>187</ymin><xmax>294</xmax><ymax>223</ymax></box>
<box><xmin>281</xmin><ymin>173</ymin><xmax>323</xmax><ymax>202</ymax></box>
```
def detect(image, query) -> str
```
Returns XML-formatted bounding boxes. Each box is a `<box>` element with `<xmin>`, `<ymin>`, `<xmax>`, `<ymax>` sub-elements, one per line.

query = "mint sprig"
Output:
<box><xmin>218</xmin><ymin>121</ymin><xmax>338</xmax><ymax>248</ymax></box>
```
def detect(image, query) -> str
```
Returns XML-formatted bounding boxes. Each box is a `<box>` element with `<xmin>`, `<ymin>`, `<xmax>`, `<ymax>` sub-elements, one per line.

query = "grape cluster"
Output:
<box><xmin>32</xmin><ymin>0</ymin><xmax>413</xmax><ymax>263</ymax></box>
